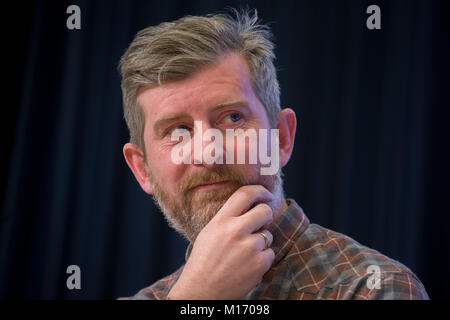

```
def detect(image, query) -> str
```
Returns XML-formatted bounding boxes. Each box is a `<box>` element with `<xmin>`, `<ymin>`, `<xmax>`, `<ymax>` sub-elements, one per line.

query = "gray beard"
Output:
<box><xmin>150</xmin><ymin>172</ymin><xmax>284</xmax><ymax>243</ymax></box>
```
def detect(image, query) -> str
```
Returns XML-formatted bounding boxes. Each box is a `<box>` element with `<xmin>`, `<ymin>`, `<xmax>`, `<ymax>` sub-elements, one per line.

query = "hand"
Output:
<box><xmin>167</xmin><ymin>185</ymin><xmax>276</xmax><ymax>300</ymax></box>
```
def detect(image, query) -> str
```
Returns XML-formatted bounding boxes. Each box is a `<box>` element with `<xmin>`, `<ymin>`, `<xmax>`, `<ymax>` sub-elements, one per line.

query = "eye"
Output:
<box><xmin>229</xmin><ymin>113</ymin><xmax>241</xmax><ymax>122</ymax></box>
<box><xmin>220</xmin><ymin>112</ymin><xmax>242</xmax><ymax>124</ymax></box>
<box><xmin>217</xmin><ymin>112</ymin><xmax>244</xmax><ymax>127</ymax></box>
<box><xmin>175</xmin><ymin>124</ymin><xmax>189</xmax><ymax>131</ymax></box>
<box><xmin>166</xmin><ymin>124</ymin><xmax>190</xmax><ymax>137</ymax></box>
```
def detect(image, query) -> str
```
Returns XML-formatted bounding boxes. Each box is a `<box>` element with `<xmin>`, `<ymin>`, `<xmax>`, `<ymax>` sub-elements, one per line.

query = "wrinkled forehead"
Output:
<box><xmin>136</xmin><ymin>52</ymin><xmax>263</xmax><ymax>123</ymax></box>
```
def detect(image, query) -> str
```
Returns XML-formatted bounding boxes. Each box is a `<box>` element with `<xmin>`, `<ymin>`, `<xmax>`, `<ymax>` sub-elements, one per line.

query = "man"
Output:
<box><xmin>118</xmin><ymin>9</ymin><xmax>429</xmax><ymax>300</ymax></box>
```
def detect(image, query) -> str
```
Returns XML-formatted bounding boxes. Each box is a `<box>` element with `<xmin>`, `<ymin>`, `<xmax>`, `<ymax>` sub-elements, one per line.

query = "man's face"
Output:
<box><xmin>136</xmin><ymin>52</ymin><xmax>281</xmax><ymax>242</ymax></box>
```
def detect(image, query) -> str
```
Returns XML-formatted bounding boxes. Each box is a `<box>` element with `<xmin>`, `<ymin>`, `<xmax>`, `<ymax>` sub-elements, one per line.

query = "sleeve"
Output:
<box><xmin>351</xmin><ymin>271</ymin><xmax>430</xmax><ymax>300</ymax></box>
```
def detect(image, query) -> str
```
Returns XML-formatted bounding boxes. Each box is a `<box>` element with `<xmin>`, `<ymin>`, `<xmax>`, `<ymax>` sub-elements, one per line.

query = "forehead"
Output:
<box><xmin>137</xmin><ymin>52</ymin><xmax>260</xmax><ymax>122</ymax></box>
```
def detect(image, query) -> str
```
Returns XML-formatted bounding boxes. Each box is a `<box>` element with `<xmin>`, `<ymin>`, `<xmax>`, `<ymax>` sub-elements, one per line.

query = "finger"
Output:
<box><xmin>252</xmin><ymin>230</ymin><xmax>273</xmax><ymax>251</ymax></box>
<box><xmin>258</xmin><ymin>248</ymin><xmax>275</xmax><ymax>274</ymax></box>
<box><xmin>217</xmin><ymin>185</ymin><xmax>274</xmax><ymax>218</ymax></box>
<box><xmin>238</xmin><ymin>203</ymin><xmax>273</xmax><ymax>233</ymax></box>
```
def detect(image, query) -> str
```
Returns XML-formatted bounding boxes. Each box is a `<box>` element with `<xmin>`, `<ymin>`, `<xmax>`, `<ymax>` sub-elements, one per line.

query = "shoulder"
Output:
<box><xmin>284</xmin><ymin>223</ymin><xmax>429</xmax><ymax>299</ymax></box>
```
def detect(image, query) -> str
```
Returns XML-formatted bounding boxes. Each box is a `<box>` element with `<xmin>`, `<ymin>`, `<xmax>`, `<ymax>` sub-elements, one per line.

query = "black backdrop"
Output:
<box><xmin>1</xmin><ymin>0</ymin><xmax>449</xmax><ymax>299</ymax></box>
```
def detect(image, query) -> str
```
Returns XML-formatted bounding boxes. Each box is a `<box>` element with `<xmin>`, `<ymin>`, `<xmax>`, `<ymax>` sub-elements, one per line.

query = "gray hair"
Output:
<box><xmin>119</xmin><ymin>8</ymin><xmax>281</xmax><ymax>151</ymax></box>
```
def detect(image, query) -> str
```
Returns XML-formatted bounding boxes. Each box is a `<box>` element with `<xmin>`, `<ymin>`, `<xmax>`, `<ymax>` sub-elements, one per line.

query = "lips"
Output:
<box><xmin>192</xmin><ymin>180</ymin><xmax>232</xmax><ymax>191</ymax></box>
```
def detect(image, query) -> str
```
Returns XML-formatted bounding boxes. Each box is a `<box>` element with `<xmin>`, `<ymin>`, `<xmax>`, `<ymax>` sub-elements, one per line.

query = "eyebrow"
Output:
<box><xmin>153</xmin><ymin>113</ymin><xmax>190</xmax><ymax>136</ymax></box>
<box><xmin>153</xmin><ymin>99</ymin><xmax>248</xmax><ymax>136</ymax></box>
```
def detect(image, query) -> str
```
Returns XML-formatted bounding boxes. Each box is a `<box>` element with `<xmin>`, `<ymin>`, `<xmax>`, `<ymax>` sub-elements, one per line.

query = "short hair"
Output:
<box><xmin>119</xmin><ymin>8</ymin><xmax>281</xmax><ymax>151</ymax></box>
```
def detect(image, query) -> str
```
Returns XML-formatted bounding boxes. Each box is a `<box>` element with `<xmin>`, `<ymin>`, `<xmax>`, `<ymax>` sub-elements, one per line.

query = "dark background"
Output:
<box><xmin>1</xmin><ymin>0</ymin><xmax>449</xmax><ymax>299</ymax></box>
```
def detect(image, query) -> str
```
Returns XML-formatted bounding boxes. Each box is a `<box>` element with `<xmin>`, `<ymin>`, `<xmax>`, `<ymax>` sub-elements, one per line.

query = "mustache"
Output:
<box><xmin>179</xmin><ymin>166</ymin><xmax>248</xmax><ymax>194</ymax></box>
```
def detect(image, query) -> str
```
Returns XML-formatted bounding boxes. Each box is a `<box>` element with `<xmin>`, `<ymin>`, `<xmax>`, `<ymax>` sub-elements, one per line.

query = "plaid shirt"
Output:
<box><xmin>121</xmin><ymin>199</ymin><xmax>429</xmax><ymax>300</ymax></box>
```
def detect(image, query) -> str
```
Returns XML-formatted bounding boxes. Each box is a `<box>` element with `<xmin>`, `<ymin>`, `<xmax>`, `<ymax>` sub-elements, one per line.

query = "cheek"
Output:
<box><xmin>227</xmin><ymin>129</ymin><xmax>270</xmax><ymax>166</ymax></box>
<box><xmin>146</xmin><ymin>144</ymin><xmax>186</xmax><ymax>190</ymax></box>
<box><xmin>229</xmin><ymin>162</ymin><xmax>260</xmax><ymax>183</ymax></box>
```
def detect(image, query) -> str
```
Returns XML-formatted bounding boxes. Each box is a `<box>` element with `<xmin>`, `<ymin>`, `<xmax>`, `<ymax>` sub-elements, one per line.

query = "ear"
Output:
<box><xmin>123</xmin><ymin>143</ymin><xmax>154</xmax><ymax>194</ymax></box>
<box><xmin>276</xmin><ymin>108</ymin><xmax>297</xmax><ymax>168</ymax></box>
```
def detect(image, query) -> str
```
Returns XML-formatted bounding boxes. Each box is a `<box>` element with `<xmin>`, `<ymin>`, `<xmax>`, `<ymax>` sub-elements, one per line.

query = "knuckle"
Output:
<box><xmin>255</xmin><ymin>185</ymin><xmax>269</xmax><ymax>196</ymax></box>
<box><xmin>247</xmin><ymin>237</ymin><xmax>260</xmax><ymax>252</ymax></box>
<box><xmin>238</xmin><ymin>185</ymin><xmax>265</xmax><ymax>197</ymax></box>
<box><xmin>239</xmin><ymin>185</ymin><xmax>255</xmax><ymax>198</ymax></box>
<box><xmin>221</xmin><ymin>221</ymin><xmax>235</xmax><ymax>237</ymax></box>
<box><xmin>229</xmin><ymin>221</ymin><xmax>245</xmax><ymax>239</ymax></box>
<box><xmin>253</xmin><ymin>184</ymin><xmax>265</xmax><ymax>192</ymax></box>
<box><xmin>239</xmin><ymin>185</ymin><xmax>253</xmax><ymax>192</ymax></box>
<box><xmin>257</xmin><ymin>203</ymin><xmax>272</xmax><ymax>218</ymax></box>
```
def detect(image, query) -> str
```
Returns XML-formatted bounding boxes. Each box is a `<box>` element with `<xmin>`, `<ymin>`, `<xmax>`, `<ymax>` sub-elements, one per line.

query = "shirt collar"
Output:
<box><xmin>267</xmin><ymin>198</ymin><xmax>310</xmax><ymax>266</ymax></box>
<box><xmin>185</xmin><ymin>198</ymin><xmax>310</xmax><ymax>264</ymax></box>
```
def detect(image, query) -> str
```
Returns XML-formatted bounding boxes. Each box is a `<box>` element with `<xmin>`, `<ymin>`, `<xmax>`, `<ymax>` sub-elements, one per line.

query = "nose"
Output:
<box><xmin>191</xmin><ymin>120</ymin><xmax>225</xmax><ymax>168</ymax></box>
